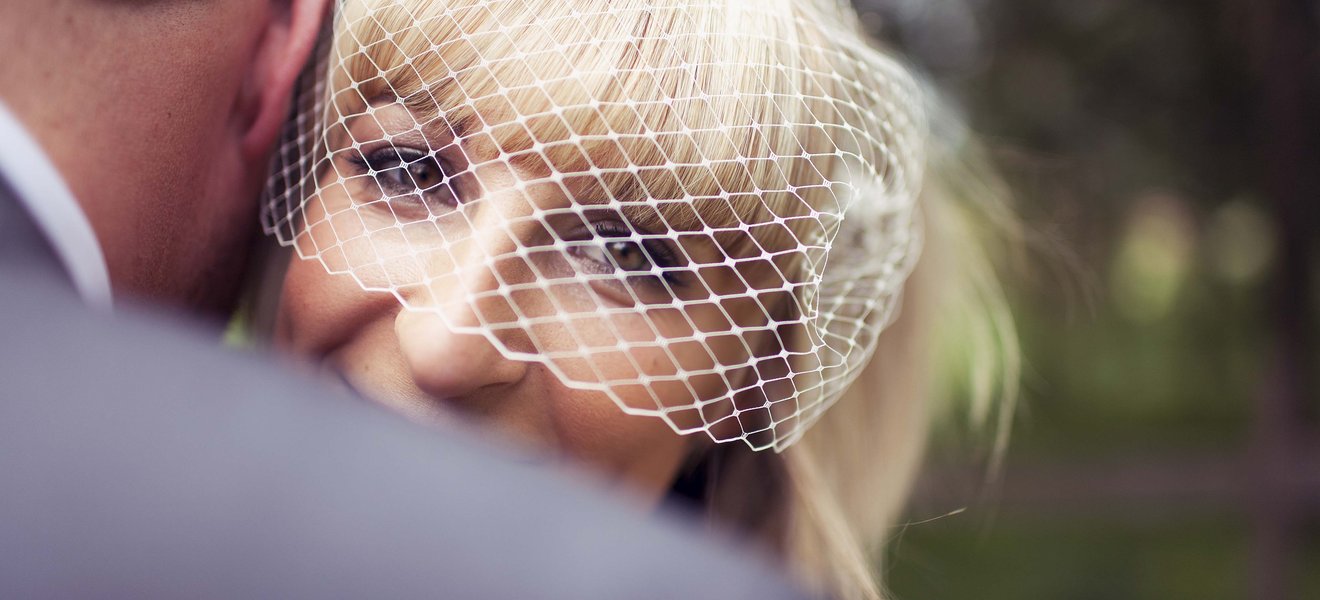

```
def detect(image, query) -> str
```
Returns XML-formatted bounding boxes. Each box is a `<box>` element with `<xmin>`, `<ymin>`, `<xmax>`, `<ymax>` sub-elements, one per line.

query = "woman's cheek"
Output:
<box><xmin>274</xmin><ymin>260</ymin><xmax>317</xmax><ymax>351</ymax></box>
<box><xmin>547</xmin><ymin>386</ymin><xmax>691</xmax><ymax>499</ymax></box>
<box><xmin>276</xmin><ymin>259</ymin><xmax>363</xmax><ymax>355</ymax></box>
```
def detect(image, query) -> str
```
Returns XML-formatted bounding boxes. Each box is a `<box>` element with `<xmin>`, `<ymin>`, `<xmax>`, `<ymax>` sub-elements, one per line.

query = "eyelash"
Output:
<box><xmin>346</xmin><ymin>146</ymin><xmax>458</xmax><ymax>209</ymax></box>
<box><xmin>588</xmin><ymin>221</ymin><xmax>685</xmax><ymax>286</ymax></box>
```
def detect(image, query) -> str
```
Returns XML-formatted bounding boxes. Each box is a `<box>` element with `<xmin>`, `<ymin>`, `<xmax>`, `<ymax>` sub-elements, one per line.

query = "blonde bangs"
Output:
<box><xmin>330</xmin><ymin>0</ymin><xmax>898</xmax><ymax>256</ymax></box>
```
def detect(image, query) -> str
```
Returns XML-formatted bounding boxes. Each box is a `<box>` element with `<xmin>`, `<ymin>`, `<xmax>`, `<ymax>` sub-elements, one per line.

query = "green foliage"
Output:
<box><xmin>854</xmin><ymin>0</ymin><xmax>1305</xmax><ymax>596</ymax></box>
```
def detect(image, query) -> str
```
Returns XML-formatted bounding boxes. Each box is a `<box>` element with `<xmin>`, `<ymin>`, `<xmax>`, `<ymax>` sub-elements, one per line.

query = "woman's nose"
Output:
<box><xmin>393</xmin><ymin>217</ymin><xmax>535</xmax><ymax>400</ymax></box>
<box><xmin>392</xmin><ymin>192</ymin><xmax>548</xmax><ymax>399</ymax></box>
<box><xmin>394</xmin><ymin>306</ymin><xmax>528</xmax><ymax>400</ymax></box>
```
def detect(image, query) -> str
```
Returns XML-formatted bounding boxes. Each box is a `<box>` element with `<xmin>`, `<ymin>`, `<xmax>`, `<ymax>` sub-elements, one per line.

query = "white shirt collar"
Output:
<box><xmin>0</xmin><ymin>101</ymin><xmax>113</xmax><ymax>309</ymax></box>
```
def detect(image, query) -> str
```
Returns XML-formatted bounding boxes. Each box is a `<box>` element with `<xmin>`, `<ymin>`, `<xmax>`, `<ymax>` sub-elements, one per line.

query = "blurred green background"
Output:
<box><xmin>850</xmin><ymin>1</ymin><xmax>1320</xmax><ymax>598</ymax></box>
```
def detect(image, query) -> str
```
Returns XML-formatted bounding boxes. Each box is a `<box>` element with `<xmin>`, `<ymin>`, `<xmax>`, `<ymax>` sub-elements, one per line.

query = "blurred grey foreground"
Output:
<box><xmin>0</xmin><ymin>189</ymin><xmax>808</xmax><ymax>599</ymax></box>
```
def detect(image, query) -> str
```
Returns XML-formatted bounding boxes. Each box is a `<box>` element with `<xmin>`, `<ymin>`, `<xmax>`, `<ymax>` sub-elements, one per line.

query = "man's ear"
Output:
<box><xmin>239</xmin><ymin>0</ymin><xmax>332</xmax><ymax>161</ymax></box>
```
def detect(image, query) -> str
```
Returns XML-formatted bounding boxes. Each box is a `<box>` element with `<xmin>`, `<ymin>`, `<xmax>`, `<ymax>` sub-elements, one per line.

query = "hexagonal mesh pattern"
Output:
<box><xmin>263</xmin><ymin>0</ymin><xmax>926</xmax><ymax>452</ymax></box>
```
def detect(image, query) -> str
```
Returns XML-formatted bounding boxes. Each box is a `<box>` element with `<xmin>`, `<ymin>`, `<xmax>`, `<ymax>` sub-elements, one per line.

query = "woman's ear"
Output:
<box><xmin>239</xmin><ymin>0</ymin><xmax>332</xmax><ymax>161</ymax></box>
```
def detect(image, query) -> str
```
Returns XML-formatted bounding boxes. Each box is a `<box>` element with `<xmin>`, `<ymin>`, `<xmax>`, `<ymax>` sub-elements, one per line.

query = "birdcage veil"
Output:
<box><xmin>262</xmin><ymin>0</ymin><xmax>926</xmax><ymax>452</ymax></box>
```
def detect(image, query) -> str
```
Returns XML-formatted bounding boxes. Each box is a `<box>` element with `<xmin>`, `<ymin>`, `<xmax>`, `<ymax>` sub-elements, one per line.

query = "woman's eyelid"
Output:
<box><xmin>360</xmin><ymin>144</ymin><xmax>433</xmax><ymax>168</ymax></box>
<box><xmin>352</xmin><ymin>142</ymin><xmax>451</xmax><ymax>184</ymax></box>
<box><xmin>579</xmin><ymin>220</ymin><xmax>689</xmax><ymax>273</ymax></box>
<box><xmin>352</xmin><ymin>124</ymin><xmax>461</xmax><ymax>161</ymax></box>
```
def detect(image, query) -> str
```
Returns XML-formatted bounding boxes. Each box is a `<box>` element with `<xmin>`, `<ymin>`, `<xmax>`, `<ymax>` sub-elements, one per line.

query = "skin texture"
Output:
<box><xmin>0</xmin><ymin>0</ymin><xmax>329</xmax><ymax>317</ymax></box>
<box><xmin>277</xmin><ymin>260</ymin><xmax>697</xmax><ymax>502</ymax></box>
<box><xmin>274</xmin><ymin>102</ymin><xmax>737</xmax><ymax>502</ymax></box>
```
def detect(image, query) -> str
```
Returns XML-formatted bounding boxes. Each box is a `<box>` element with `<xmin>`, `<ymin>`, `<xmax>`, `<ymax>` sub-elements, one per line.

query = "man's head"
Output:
<box><xmin>0</xmin><ymin>0</ymin><xmax>329</xmax><ymax>316</ymax></box>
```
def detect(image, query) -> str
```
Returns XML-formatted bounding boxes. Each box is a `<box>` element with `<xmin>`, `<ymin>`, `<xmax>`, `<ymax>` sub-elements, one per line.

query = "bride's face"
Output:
<box><xmin>275</xmin><ymin>100</ymin><xmax>790</xmax><ymax>500</ymax></box>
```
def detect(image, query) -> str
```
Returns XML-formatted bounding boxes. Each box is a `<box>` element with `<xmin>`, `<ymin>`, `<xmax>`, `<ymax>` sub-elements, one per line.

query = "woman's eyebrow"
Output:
<box><xmin>545</xmin><ymin>171</ymin><xmax>730</xmax><ymax>236</ymax></box>
<box><xmin>347</xmin><ymin>96</ymin><xmax>457</xmax><ymax>146</ymax></box>
<box><xmin>384</xmin><ymin>121</ymin><xmax>456</xmax><ymax>149</ymax></box>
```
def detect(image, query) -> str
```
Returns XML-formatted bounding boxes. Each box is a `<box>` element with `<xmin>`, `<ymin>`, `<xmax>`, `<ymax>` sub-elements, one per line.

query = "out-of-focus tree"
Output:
<box><xmin>851</xmin><ymin>1</ymin><xmax>1320</xmax><ymax>598</ymax></box>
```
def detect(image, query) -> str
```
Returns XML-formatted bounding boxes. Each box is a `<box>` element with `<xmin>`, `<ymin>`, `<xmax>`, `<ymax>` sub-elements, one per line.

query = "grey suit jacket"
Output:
<box><xmin>0</xmin><ymin>180</ymin><xmax>809</xmax><ymax>599</ymax></box>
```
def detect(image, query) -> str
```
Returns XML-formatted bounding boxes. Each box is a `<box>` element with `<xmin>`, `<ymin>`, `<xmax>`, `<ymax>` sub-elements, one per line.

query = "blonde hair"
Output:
<box><xmin>776</xmin><ymin>141</ymin><xmax>1021</xmax><ymax>598</ymax></box>
<box><xmin>328</xmin><ymin>1</ymin><xmax>1018</xmax><ymax>597</ymax></box>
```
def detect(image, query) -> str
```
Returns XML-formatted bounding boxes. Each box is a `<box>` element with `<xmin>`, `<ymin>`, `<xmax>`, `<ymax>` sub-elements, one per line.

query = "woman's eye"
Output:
<box><xmin>573</xmin><ymin>222</ymin><xmax>685</xmax><ymax>288</ymax></box>
<box><xmin>368</xmin><ymin>149</ymin><xmax>442</xmax><ymax>191</ymax></box>
<box><xmin>398</xmin><ymin>157</ymin><xmax>443</xmax><ymax>191</ymax></box>
<box><xmin>605</xmin><ymin>240</ymin><xmax>652</xmax><ymax>272</ymax></box>
<box><xmin>348</xmin><ymin>146</ymin><xmax>458</xmax><ymax>211</ymax></box>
